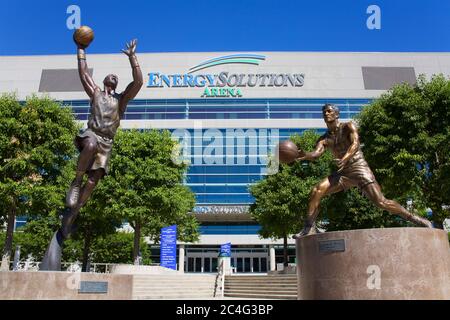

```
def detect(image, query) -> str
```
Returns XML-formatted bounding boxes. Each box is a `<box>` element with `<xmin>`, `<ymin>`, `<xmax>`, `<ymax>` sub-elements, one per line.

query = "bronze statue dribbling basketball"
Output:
<box><xmin>41</xmin><ymin>26</ymin><xmax>143</xmax><ymax>270</ymax></box>
<box><xmin>293</xmin><ymin>103</ymin><xmax>433</xmax><ymax>238</ymax></box>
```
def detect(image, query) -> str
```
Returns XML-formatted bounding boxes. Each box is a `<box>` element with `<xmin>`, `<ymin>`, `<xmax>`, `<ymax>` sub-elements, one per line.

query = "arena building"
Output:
<box><xmin>2</xmin><ymin>51</ymin><xmax>450</xmax><ymax>273</ymax></box>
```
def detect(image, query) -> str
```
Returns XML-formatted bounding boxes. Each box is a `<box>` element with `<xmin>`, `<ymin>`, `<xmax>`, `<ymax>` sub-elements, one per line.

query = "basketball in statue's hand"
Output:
<box><xmin>277</xmin><ymin>140</ymin><xmax>304</xmax><ymax>164</ymax></box>
<box><xmin>73</xmin><ymin>26</ymin><xmax>94</xmax><ymax>49</ymax></box>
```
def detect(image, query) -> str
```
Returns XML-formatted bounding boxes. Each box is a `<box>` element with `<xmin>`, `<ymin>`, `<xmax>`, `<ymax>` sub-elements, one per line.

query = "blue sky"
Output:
<box><xmin>1</xmin><ymin>0</ymin><xmax>449</xmax><ymax>55</ymax></box>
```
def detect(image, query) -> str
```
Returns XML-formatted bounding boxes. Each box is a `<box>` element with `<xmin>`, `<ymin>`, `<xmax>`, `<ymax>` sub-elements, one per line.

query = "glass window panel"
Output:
<box><xmin>261</xmin><ymin>258</ymin><xmax>267</xmax><ymax>272</ymax></box>
<box><xmin>195</xmin><ymin>257</ymin><xmax>202</xmax><ymax>272</ymax></box>
<box><xmin>236</xmin><ymin>258</ymin><xmax>243</xmax><ymax>272</ymax></box>
<box><xmin>204</xmin><ymin>258</ymin><xmax>211</xmax><ymax>273</ymax></box>
<box><xmin>253</xmin><ymin>258</ymin><xmax>260</xmax><ymax>272</ymax></box>
<box><xmin>212</xmin><ymin>258</ymin><xmax>218</xmax><ymax>272</ymax></box>
<box><xmin>244</xmin><ymin>258</ymin><xmax>251</xmax><ymax>273</ymax></box>
<box><xmin>188</xmin><ymin>257</ymin><xmax>194</xmax><ymax>273</ymax></box>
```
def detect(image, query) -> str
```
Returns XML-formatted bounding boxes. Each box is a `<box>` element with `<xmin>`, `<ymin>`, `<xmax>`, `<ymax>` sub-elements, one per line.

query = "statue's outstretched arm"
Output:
<box><xmin>297</xmin><ymin>136</ymin><xmax>326</xmax><ymax>161</ymax></box>
<box><xmin>119</xmin><ymin>39</ymin><xmax>143</xmax><ymax>116</ymax></box>
<box><xmin>77</xmin><ymin>47</ymin><xmax>98</xmax><ymax>98</ymax></box>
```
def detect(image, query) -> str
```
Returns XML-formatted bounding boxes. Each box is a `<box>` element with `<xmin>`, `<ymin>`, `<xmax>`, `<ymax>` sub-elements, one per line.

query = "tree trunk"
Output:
<box><xmin>81</xmin><ymin>225</ymin><xmax>92</xmax><ymax>272</ymax></box>
<box><xmin>1</xmin><ymin>200</ymin><xmax>16</xmax><ymax>271</ymax></box>
<box><xmin>133</xmin><ymin>222</ymin><xmax>141</xmax><ymax>263</ymax></box>
<box><xmin>283</xmin><ymin>234</ymin><xmax>288</xmax><ymax>267</ymax></box>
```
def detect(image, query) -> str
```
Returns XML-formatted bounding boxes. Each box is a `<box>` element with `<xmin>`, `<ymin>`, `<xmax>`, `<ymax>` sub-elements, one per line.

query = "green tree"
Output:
<box><xmin>1</xmin><ymin>216</ymin><xmax>82</xmax><ymax>264</ymax></box>
<box><xmin>99</xmin><ymin>129</ymin><xmax>199</xmax><ymax>261</ymax></box>
<box><xmin>357</xmin><ymin>75</ymin><xmax>450</xmax><ymax>228</ymax></box>
<box><xmin>90</xmin><ymin>232</ymin><xmax>152</xmax><ymax>266</ymax></box>
<box><xmin>250</xmin><ymin>130</ymin><xmax>333</xmax><ymax>266</ymax></box>
<box><xmin>0</xmin><ymin>94</ymin><xmax>79</xmax><ymax>269</ymax></box>
<box><xmin>324</xmin><ymin>188</ymin><xmax>408</xmax><ymax>231</ymax></box>
<box><xmin>1</xmin><ymin>220</ymin><xmax>152</xmax><ymax>269</ymax></box>
<box><xmin>73</xmin><ymin>204</ymin><xmax>123</xmax><ymax>271</ymax></box>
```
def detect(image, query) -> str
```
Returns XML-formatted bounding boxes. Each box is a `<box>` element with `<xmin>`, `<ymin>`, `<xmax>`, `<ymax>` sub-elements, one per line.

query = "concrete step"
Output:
<box><xmin>223</xmin><ymin>275</ymin><xmax>297</xmax><ymax>300</ymax></box>
<box><xmin>225</xmin><ymin>278</ymin><xmax>295</xmax><ymax>281</ymax></box>
<box><xmin>133</xmin><ymin>278</ymin><xmax>216</xmax><ymax>281</ymax></box>
<box><xmin>132</xmin><ymin>274</ymin><xmax>217</xmax><ymax>300</ymax></box>
<box><xmin>133</xmin><ymin>283</ymin><xmax>215</xmax><ymax>287</ymax></box>
<box><xmin>225</xmin><ymin>287</ymin><xmax>296</xmax><ymax>293</ymax></box>
<box><xmin>133</xmin><ymin>280</ymin><xmax>216</xmax><ymax>284</ymax></box>
<box><xmin>133</xmin><ymin>289</ymin><xmax>216</xmax><ymax>294</ymax></box>
<box><xmin>133</xmin><ymin>281</ymin><xmax>215</xmax><ymax>286</ymax></box>
<box><xmin>224</xmin><ymin>278</ymin><xmax>296</xmax><ymax>282</ymax></box>
<box><xmin>228</xmin><ymin>273</ymin><xmax>297</xmax><ymax>279</ymax></box>
<box><xmin>135</xmin><ymin>282</ymin><xmax>215</xmax><ymax>284</ymax></box>
<box><xmin>225</xmin><ymin>283</ymin><xmax>296</xmax><ymax>288</ymax></box>
<box><xmin>134</xmin><ymin>292</ymin><xmax>215</xmax><ymax>297</ymax></box>
<box><xmin>133</xmin><ymin>285</ymin><xmax>215</xmax><ymax>289</ymax></box>
<box><xmin>135</xmin><ymin>296</ymin><xmax>216</xmax><ymax>300</ymax></box>
<box><xmin>224</xmin><ymin>293</ymin><xmax>296</xmax><ymax>300</ymax></box>
<box><xmin>226</xmin><ymin>276</ymin><xmax>296</xmax><ymax>279</ymax></box>
<box><xmin>227</xmin><ymin>276</ymin><xmax>296</xmax><ymax>279</ymax></box>
<box><xmin>135</xmin><ymin>294</ymin><xmax>216</xmax><ymax>300</ymax></box>
<box><xmin>225</xmin><ymin>280</ymin><xmax>296</xmax><ymax>285</ymax></box>
<box><xmin>133</xmin><ymin>288</ymin><xmax>215</xmax><ymax>294</ymax></box>
<box><xmin>134</xmin><ymin>287</ymin><xmax>215</xmax><ymax>292</ymax></box>
<box><xmin>133</xmin><ymin>276</ymin><xmax>216</xmax><ymax>281</ymax></box>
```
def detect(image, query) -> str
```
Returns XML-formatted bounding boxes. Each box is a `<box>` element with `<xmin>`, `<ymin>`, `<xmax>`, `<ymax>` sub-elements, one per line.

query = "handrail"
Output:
<box><xmin>221</xmin><ymin>262</ymin><xmax>225</xmax><ymax>298</ymax></box>
<box><xmin>213</xmin><ymin>260</ymin><xmax>225</xmax><ymax>298</ymax></box>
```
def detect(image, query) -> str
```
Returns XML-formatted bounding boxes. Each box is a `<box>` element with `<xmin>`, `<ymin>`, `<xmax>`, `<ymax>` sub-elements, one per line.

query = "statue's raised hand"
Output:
<box><xmin>121</xmin><ymin>39</ymin><xmax>137</xmax><ymax>56</ymax></box>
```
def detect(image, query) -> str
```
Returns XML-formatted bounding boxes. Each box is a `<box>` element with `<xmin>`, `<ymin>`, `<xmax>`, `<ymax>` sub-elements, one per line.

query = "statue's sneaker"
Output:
<box><xmin>418</xmin><ymin>217</ymin><xmax>433</xmax><ymax>228</ymax></box>
<box><xmin>293</xmin><ymin>225</ymin><xmax>316</xmax><ymax>239</ymax></box>
<box><xmin>404</xmin><ymin>212</ymin><xmax>433</xmax><ymax>228</ymax></box>
<box><xmin>65</xmin><ymin>181</ymin><xmax>81</xmax><ymax>208</ymax></box>
<box><xmin>292</xmin><ymin>221</ymin><xmax>322</xmax><ymax>239</ymax></box>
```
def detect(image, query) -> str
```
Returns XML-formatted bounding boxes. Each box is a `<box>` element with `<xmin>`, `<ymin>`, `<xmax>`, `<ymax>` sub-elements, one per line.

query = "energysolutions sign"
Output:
<box><xmin>147</xmin><ymin>54</ymin><xmax>305</xmax><ymax>98</ymax></box>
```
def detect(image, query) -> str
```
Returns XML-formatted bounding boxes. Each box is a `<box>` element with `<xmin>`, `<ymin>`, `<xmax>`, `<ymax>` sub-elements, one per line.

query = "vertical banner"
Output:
<box><xmin>219</xmin><ymin>242</ymin><xmax>231</xmax><ymax>257</ymax></box>
<box><xmin>160</xmin><ymin>225</ymin><xmax>177</xmax><ymax>270</ymax></box>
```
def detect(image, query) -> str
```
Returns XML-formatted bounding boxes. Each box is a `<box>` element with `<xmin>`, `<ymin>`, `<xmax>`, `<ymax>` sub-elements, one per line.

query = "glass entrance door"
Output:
<box><xmin>232</xmin><ymin>255</ymin><xmax>268</xmax><ymax>273</ymax></box>
<box><xmin>186</xmin><ymin>247</ymin><xmax>269</xmax><ymax>273</ymax></box>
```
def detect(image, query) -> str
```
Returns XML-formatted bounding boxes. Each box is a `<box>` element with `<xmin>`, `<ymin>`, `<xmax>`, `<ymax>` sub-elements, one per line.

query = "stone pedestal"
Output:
<box><xmin>0</xmin><ymin>271</ymin><xmax>133</xmax><ymax>300</ymax></box>
<box><xmin>296</xmin><ymin>228</ymin><xmax>450</xmax><ymax>300</ymax></box>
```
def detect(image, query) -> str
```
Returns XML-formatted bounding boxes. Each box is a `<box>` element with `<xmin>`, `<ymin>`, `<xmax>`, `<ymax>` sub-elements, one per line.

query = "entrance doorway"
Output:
<box><xmin>185</xmin><ymin>247</ymin><xmax>268</xmax><ymax>273</ymax></box>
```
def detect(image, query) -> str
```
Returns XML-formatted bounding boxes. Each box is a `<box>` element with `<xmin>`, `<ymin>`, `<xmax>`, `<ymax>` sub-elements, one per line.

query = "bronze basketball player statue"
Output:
<box><xmin>41</xmin><ymin>29</ymin><xmax>143</xmax><ymax>270</ymax></box>
<box><xmin>293</xmin><ymin>104</ymin><xmax>432</xmax><ymax>238</ymax></box>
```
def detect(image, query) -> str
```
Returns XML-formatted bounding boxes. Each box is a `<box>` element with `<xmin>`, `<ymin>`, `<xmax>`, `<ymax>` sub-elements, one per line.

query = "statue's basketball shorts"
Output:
<box><xmin>328</xmin><ymin>156</ymin><xmax>376</xmax><ymax>191</ymax></box>
<box><xmin>75</xmin><ymin>128</ymin><xmax>113</xmax><ymax>174</ymax></box>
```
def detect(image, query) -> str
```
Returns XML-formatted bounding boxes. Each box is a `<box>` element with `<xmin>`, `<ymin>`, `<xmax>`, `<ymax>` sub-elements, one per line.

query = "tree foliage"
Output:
<box><xmin>1</xmin><ymin>217</ymin><xmax>151</xmax><ymax>266</ymax></box>
<box><xmin>325</xmin><ymin>188</ymin><xmax>408</xmax><ymax>231</ymax></box>
<box><xmin>98</xmin><ymin>129</ymin><xmax>199</xmax><ymax>260</ymax></box>
<box><xmin>0</xmin><ymin>94</ymin><xmax>79</xmax><ymax>266</ymax></box>
<box><xmin>357</xmin><ymin>75</ymin><xmax>450</xmax><ymax>228</ymax></box>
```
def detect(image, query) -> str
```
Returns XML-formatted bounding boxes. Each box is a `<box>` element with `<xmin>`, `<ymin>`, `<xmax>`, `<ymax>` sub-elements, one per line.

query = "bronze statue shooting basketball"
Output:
<box><xmin>41</xmin><ymin>29</ymin><xmax>143</xmax><ymax>270</ymax></box>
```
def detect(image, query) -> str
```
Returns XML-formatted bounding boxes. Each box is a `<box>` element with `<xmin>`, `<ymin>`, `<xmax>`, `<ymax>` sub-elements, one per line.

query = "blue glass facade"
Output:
<box><xmin>200</xmin><ymin>224</ymin><xmax>262</xmax><ymax>235</ymax></box>
<box><xmin>64</xmin><ymin>98</ymin><xmax>370</xmax><ymax>121</ymax></box>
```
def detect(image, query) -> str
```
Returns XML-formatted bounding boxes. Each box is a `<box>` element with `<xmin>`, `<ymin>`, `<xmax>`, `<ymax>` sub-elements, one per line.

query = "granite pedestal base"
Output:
<box><xmin>0</xmin><ymin>271</ymin><xmax>133</xmax><ymax>300</ymax></box>
<box><xmin>296</xmin><ymin>227</ymin><xmax>450</xmax><ymax>299</ymax></box>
